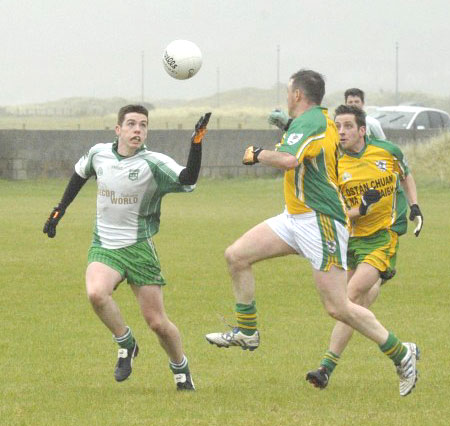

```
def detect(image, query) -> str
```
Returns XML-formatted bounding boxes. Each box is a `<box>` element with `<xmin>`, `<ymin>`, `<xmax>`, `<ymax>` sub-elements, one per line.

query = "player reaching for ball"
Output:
<box><xmin>44</xmin><ymin>104</ymin><xmax>211</xmax><ymax>391</ymax></box>
<box><xmin>205</xmin><ymin>69</ymin><xmax>420</xmax><ymax>396</ymax></box>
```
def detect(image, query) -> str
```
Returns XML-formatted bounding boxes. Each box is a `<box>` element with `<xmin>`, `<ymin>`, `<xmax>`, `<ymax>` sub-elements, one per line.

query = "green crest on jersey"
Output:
<box><xmin>128</xmin><ymin>169</ymin><xmax>140</xmax><ymax>181</ymax></box>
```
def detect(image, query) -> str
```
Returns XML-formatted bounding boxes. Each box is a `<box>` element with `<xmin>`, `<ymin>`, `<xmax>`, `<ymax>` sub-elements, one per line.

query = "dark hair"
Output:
<box><xmin>290</xmin><ymin>69</ymin><xmax>325</xmax><ymax>105</ymax></box>
<box><xmin>344</xmin><ymin>88</ymin><xmax>365</xmax><ymax>103</ymax></box>
<box><xmin>335</xmin><ymin>104</ymin><xmax>366</xmax><ymax>128</ymax></box>
<box><xmin>117</xmin><ymin>104</ymin><xmax>149</xmax><ymax>125</ymax></box>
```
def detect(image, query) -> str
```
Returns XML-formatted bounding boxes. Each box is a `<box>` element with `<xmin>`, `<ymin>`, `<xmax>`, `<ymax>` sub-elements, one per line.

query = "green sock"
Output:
<box><xmin>235</xmin><ymin>301</ymin><xmax>257</xmax><ymax>336</ymax></box>
<box><xmin>169</xmin><ymin>355</ymin><xmax>190</xmax><ymax>374</ymax></box>
<box><xmin>379</xmin><ymin>331</ymin><xmax>407</xmax><ymax>365</ymax></box>
<box><xmin>320</xmin><ymin>350</ymin><xmax>340</xmax><ymax>374</ymax></box>
<box><xmin>114</xmin><ymin>327</ymin><xmax>136</xmax><ymax>350</ymax></box>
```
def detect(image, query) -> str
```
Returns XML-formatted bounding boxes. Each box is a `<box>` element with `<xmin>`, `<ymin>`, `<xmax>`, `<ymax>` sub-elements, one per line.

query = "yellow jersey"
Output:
<box><xmin>276</xmin><ymin>106</ymin><xmax>347</xmax><ymax>225</ymax></box>
<box><xmin>338</xmin><ymin>138</ymin><xmax>409</xmax><ymax>237</ymax></box>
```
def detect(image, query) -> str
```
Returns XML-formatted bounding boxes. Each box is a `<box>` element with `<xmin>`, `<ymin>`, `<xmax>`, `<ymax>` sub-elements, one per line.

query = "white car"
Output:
<box><xmin>370</xmin><ymin>106</ymin><xmax>450</xmax><ymax>130</ymax></box>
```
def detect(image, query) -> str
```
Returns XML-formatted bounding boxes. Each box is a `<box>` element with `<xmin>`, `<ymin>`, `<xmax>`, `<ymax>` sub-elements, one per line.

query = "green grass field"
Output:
<box><xmin>1</xmin><ymin>177</ymin><xmax>449</xmax><ymax>425</ymax></box>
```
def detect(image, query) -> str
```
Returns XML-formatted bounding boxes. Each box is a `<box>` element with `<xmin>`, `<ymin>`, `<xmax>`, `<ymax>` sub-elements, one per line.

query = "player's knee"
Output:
<box><xmin>86</xmin><ymin>287</ymin><xmax>108</xmax><ymax>307</ymax></box>
<box><xmin>149</xmin><ymin>320</ymin><xmax>164</xmax><ymax>334</ymax></box>
<box><xmin>324</xmin><ymin>303</ymin><xmax>347</xmax><ymax>322</ymax></box>
<box><xmin>347</xmin><ymin>287</ymin><xmax>365</xmax><ymax>304</ymax></box>
<box><xmin>224</xmin><ymin>245</ymin><xmax>236</xmax><ymax>266</ymax></box>
<box><xmin>225</xmin><ymin>244</ymin><xmax>247</xmax><ymax>269</ymax></box>
<box><xmin>143</xmin><ymin>314</ymin><xmax>165</xmax><ymax>334</ymax></box>
<box><xmin>224</xmin><ymin>243</ymin><xmax>235</xmax><ymax>260</ymax></box>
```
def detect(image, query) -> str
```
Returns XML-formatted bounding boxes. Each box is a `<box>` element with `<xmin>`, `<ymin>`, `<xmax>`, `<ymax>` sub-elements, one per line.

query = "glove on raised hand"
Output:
<box><xmin>191</xmin><ymin>112</ymin><xmax>212</xmax><ymax>144</ymax></box>
<box><xmin>268</xmin><ymin>109</ymin><xmax>290</xmax><ymax>131</ymax></box>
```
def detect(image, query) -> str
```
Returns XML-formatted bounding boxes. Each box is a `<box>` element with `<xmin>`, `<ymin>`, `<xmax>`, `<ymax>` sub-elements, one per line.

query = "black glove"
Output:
<box><xmin>409</xmin><ymin>204</ymin><xmax>423</xmax><ymax>237</ymax></box>
<box><xmin>359</xmin><ymin>189</ymin><xmax>381</xmax><ymax>215</ymax></box>
<box><xmin>43</xmin><ymin>205</ymin><xmax>65</xmax><ymax>238</ymax></box>
<box><xmin>243</xmin><ymin>146</ymin><xmax>264</xmax><ymax>165</ymax></box>
<box><xmin>191</xmin><ymin>112</ymin><xmax>212</xmax><ymax>144</ymax></box>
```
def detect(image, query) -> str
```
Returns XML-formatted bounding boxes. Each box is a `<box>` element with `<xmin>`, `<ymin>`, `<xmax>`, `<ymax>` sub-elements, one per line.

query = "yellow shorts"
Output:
<box><xmin>347</xmin><ymin>229</ymin><xmax>398</xmax><ymax>276</ymax></box>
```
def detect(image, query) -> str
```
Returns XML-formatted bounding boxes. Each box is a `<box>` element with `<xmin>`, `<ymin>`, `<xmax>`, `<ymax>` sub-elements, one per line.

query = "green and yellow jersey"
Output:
<box><xmin>276</xmin><ymin>106</ymin><xmax>347</xmax><ymax>225</ymax></box>
<box><xmin>338</xmin><ymin>138</ymin><xmax>409</xmax><ymax>237</ymax></box>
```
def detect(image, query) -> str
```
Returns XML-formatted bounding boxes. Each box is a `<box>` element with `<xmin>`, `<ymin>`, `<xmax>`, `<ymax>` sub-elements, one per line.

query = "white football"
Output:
<box><xmin>163</xmin><ymin>40</ymin><xmax>202</xmax><ymax>80</ymax></box>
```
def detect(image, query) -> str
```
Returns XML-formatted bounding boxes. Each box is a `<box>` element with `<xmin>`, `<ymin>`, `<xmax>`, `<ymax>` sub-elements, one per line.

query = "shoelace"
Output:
<box><xmin>216</xmin><ymin>313</ymin><xmax>235</xmax><ymax>330</ymax></box>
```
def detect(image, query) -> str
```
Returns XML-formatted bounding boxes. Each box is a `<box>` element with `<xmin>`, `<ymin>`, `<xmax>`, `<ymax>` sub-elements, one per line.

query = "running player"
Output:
<box><xmin>205</xmin><ymin>70</ymin><xmax>418</xmax><ymax>395</ymax></box>
<box><xmin>306</xmin><ymin>105</ymin><xmax>422</xmax><ymax>396</ymax></box>
<box><xmin>43</xmin><ymin>104</ymin><xmax>211</xmax><ymax>391</ymax></box>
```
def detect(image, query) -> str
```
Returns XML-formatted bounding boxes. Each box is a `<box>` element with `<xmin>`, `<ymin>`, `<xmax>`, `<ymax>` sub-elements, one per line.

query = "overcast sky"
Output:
<box><xmin>1</xmin><ymin>0</ymin><xmax>449</xmax><ymax>105</ymax></box>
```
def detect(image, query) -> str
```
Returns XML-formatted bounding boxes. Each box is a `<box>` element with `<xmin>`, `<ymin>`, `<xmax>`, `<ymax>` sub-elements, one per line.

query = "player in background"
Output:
<box><xmin>269</xmin><ymin>87</ymin><xmax>386</xmax><ymax>141</ymax></box>
<box><xmin>205</xmin><ymin>69</ymin><xmax>418</xmax><ymax>396</ymax></box>
<box><xmin>344</xmin><ymin>88</ymin><xmax>385</xmax><ymax>140</ymax></box>
<box><xmin>306</xmin><ymin>105</ymin><xmax>423</xmax><ymax>396</ymax></box>
<box><xmin>44</xmin><ymin>104</ymin><xmax>211</xmax><ymax>391</ymax></box>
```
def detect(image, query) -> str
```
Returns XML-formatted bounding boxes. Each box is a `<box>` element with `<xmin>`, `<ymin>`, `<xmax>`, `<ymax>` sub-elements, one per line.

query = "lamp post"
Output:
<box><xmin>276</xmin><ymin>44</ymin><xmax>280</xmax><ymax>106</ymax></box>
<box><xmin>395</xmin><ymin>42</ymin><xmax>399</xmax><ymax>105</ymax></box>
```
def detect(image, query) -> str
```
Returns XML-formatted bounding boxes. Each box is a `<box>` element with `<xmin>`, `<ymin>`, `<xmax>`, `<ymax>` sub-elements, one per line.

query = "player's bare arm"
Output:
<box><xmin>400</xmin><ymin>173</ymin><xmax>423</xmax><ymax>237</ymax></box>
<box><xmin>400</xmin><ymin>173</ymin><xmax>418</xmax><ymax>205</ymax></box>
<box><xmin>242</xmin><ymin>146</ymin><xmax>298</xmax><ymax>170</ymax></box>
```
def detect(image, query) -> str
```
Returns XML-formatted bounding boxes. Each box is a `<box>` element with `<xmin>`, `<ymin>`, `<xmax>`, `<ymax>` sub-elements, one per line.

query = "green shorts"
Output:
<box><xmin>88</xmin><ymin>239</ymin><xmax>166</xmax><ymax>286</ymax></box>
<box><xmin>347</xmin><ymin>229</ymin><xmax>399</xmax><ymax>279</ymax></box>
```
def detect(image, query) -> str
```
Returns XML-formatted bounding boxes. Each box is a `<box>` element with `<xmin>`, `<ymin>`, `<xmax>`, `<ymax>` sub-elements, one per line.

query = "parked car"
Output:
<box><xmin>369</xmin><ymin>106</ymin><xmax>450</xmax><ymax>130</ymax></box>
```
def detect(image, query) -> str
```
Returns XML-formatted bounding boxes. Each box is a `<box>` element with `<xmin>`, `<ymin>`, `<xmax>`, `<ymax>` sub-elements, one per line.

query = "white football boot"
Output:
<box><xmin>396</xmin><ymin>342</ymin><xmax>420</xmax><ymax>396</ymax></box>
<box><xmin>205</xmin><ymin>327</ymin><xmax>260</xmax><ymax>351</ymax></box>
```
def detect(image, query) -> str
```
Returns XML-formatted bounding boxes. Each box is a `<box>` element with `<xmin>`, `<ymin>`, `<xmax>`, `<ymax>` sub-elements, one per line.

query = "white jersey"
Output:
<box><xmin>366</xmin><ymin>115</ymin><xmax>386</xmax><ymax>140</ymax></box>
<box><xmin>75</xmin><ymin>141</ymin><xmax>194</xmax><ymax>249</ymax></box>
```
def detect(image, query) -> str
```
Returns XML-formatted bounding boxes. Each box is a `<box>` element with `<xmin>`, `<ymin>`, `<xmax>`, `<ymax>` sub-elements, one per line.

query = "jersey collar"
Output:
<box><xmin>343</xmin><ymin>135</ymin><xmax>369</xmax><ymax>158</ymax></box>
<box><xmin>112</xmin><ymin>138</ymin><xmax>146</xmax><ymax>161</ymax></box>
<box><xmin>306</xmin><ymin>105</ymin><xmax>327</xmax><ymax>115</ymax></box>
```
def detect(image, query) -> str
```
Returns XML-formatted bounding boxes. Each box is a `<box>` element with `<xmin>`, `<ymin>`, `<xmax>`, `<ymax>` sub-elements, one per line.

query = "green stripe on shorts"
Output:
<box><xmin>316</xmin><ymin>212</ymin><xmax>343</xmax><ymax>271</ymax></box>
<box><xmin>88</xmin><ymin>239</ymin><xmax>166</xmax><ymax>286</ymax></box>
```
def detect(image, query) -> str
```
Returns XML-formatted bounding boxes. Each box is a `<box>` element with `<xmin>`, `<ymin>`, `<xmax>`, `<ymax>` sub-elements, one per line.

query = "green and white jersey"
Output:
<box><xmin>75</xmin><ymin>140</ymin><xmax>194</xmax><ymax>249</ymax></box>
<box><xmin>366</xmin><ymin>115</ymin><xmax>386</xmax><ymax>140</ymax></box>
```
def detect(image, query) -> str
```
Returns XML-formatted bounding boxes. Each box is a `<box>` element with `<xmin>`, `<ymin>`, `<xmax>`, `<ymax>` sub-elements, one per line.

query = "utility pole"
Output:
<box><xmin>395</xmin><ymin>42</ymin><xmax>399</xmax><ymax>105</ymax></box>
<box><xmin>141</xmin><ymin>51</ymin><xmax>145</xmax><ymax>103</ymax></box>
<box><xmin>276</xmin><ymin>44</ymin><xmax>280</xmax><ymax>106</ymax></box>
<box><xmin>216</xmin><ymin>67</ymin><xmax>220</xmax><ymax>107</ymax></box>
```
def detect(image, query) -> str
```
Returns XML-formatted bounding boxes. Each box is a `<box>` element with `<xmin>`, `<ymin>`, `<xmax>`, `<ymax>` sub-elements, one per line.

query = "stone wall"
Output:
<box><xmin>0</xmin><ymin>129</ymin><xmax>281</xmax><ymax>180</ymax></box>
<box><xmin>0</xmin><ymin>128</ymin><xmax>443</xmax><ymax>180</ymax></box>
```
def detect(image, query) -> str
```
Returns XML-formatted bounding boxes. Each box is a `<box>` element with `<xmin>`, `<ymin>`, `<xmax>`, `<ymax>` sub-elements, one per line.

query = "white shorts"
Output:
<box><xmin>265</xmin><ymin>210</ymin><xmax>349</xmax><ymax>271</ymax></box>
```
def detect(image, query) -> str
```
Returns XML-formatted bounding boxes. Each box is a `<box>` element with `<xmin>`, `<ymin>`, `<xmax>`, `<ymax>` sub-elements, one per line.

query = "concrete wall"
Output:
<box><xmin>0</xmin><ymin>128</ymin><xmax>443</xmax><ymax>180</ymax></box>
<box><xmin>0</xmin><ymin>129</ymin><xmax>282</xmax><ymax>180</ymax></box>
